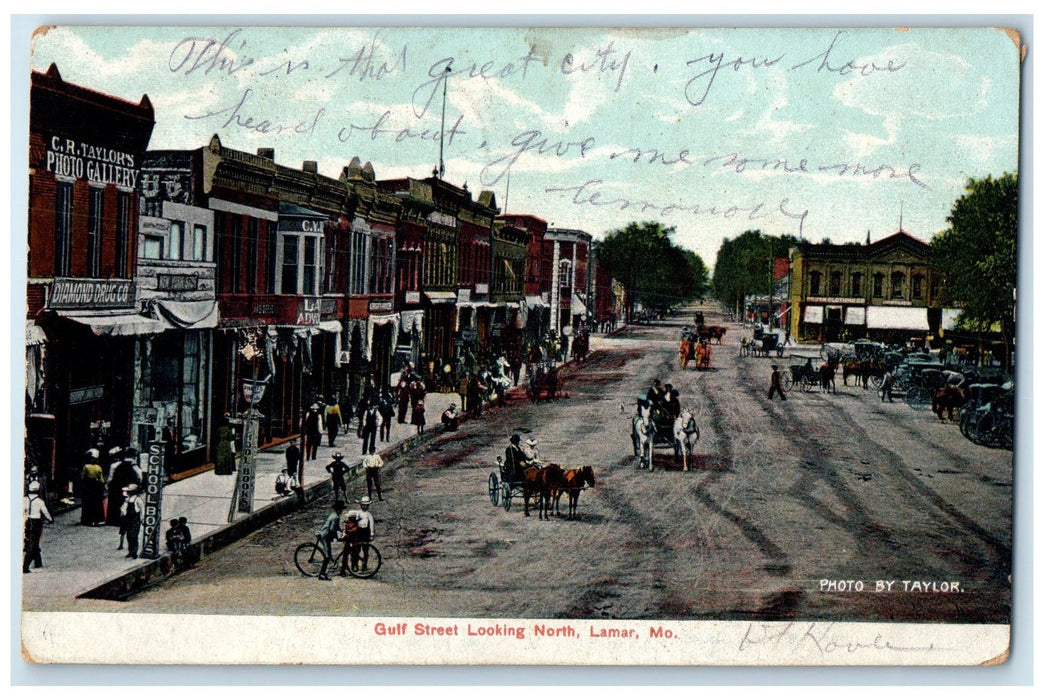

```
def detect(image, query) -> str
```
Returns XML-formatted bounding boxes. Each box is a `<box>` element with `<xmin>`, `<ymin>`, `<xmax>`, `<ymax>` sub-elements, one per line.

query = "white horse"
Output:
<box><xmin>672</xmin><ymin>408</ymin><xmax>701</xmax><ymax>471</ymax></box>
<box><xmin>630</xmin><ymin>403</ymin><xmax>656</xmax><ymax>471</ymax></box>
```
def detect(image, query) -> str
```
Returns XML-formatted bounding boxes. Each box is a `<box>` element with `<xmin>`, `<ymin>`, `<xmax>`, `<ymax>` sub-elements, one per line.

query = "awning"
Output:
<box><xmin>866</xmin><ymin>306</ymin><xmax>929</xmax><ymax>331</ymax></box>
<box><xmin>803</xmin><ymin>305</ymin><xmax>823</xmax><ymax>324</ymax></box>
<box><xmin>571</xmin><ymin>294</ymin><xmax>588</xmax><ymax>317</ymax></box>
<box><xmin>424</xmin><ymin>291</ymin><xmax>457</xmax><ymax>304</ymax></box>
<box><xmin>941</xmin><ymin>308</ymin><xmax>962</xmax><ymax>331</ymax></box>
<box><xmin>318</xmin><ymin>320</ymin><xmax>342</xmax><ymax>333</ymax></box>
<box><xmin>26</xmin><ymin>320</ymin><xmax>46</xmax><ymax>346</ymax></box>
<box><xmin>844</xmin><ymin>306</ymin><xmax>866</xmax><ymax>325</ymax></box>
<box><xmin>525</xmin><ymin>295</ymin><xmax>548</xmax><ymax>308</ymax></box>
<box><xmin>55</xmin><ymin>309</ymin><xmax>169</xmax><ymax>336</ymax></box>
<box><xmin>154</xmin><ymin>299</ymin><xmax>219</xmax><ymax>329</ymax></box>
<box><xmin>399</xmin><ymin>310</ymin><xmax>424</xmax><ymax>335</ymax></box>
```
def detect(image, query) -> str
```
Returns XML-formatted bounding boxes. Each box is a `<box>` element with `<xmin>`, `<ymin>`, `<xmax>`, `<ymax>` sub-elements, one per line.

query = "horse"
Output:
<box><xmin>932</xmin><ymin>386</ymin><xmax>967</xmax><ymax>422</ymax></box>
<box><xmin>703</xmin><ymin>325</ymin><xmax>727</xmax><ymax>344</ymax></box>
<box><xmin>522</xmin><ymin>464</ymin><xmax>564</xmax><ymax>520</ymax></box>
<box><xmin>552</xmin><ymin>465</ymin><xmax>596</xmax><ymax>519</ymax></box>
<box><xmin>819</xmin><ymin>359</ymin><xmax>838</xmax><ymax>394</ymax></box>
<box><xmin>631</xmin><ymin>403</ymin><xmax>655</xmax><ymax>470</ymax></box>
<box><xmin>673</xmin><ymin>408</ymin><xmax>700</xmax><ymax>471</ymax></box>
<box><xmin>842</xmin><ymin>359</ymin><xmax>884</xmax><ymax>389</ymax></box>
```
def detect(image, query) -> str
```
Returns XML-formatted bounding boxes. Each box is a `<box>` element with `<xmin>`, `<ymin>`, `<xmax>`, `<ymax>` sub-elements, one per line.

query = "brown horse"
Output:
<box><xmin>842</xmin><ymin>359</ymin><xmax>885</xmax><ymax>389</ymax></box>
<box><xmin>932</xmin><ymin>387</ymin><xmax>967</xmax><ymax>421</ymax></box>
<box><xmin>702</xmin><ymin>325</ymin><xmax>727</xmax><ymax>344</ymax></box>
<box><xmin>552</xmin><ymin>465</ymin><xmax>596</xmax><ymax>519</ymax></box>
<box><xmin>819</xmin><ymin>358</ymin><xmax>838</xmax><ymax>394</ymax></box>
<box><xmin>522</xmin><ymin>464</ymin><xmax>564</xmax><ymax>520</ymax></box>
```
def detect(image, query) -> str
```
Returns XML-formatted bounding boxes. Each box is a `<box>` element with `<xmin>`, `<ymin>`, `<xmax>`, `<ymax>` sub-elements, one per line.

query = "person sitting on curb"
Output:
<box><xmin>441</xmin><ymin>404</ymin><xmax>460</xmax><ymax>431</ymax></box>
<box><xmin>275</xmin><ymin>468</ymin><xmax>293</xmax><ymax>497</ymax></box>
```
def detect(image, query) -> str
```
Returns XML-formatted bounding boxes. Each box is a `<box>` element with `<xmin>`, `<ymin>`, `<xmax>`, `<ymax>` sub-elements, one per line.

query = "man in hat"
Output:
<box><xmin>303</xmin><ymin>403</ymin><xmax>323</xmax><ymax>461</ymax></box>
<box><xmin>504</xmin><ymin>434</ymin><xmax>530</xmax><ymax>483</ymax></box>
<box><xmin>23</xmin><ymin>480</ymin><xmax>53</xmax><ymax>572</ymax></box>
<box><xmin>768</xmin><ymin>364</ymin><xmax>787</xmax><ymax>401</ymax></box>
<box><xmin>316</xmin><ymin>500</ymin><xmax>346</xmax><ymax>581</ymax></box>
<box><xmin>345</xmin><ymin>496</ymin><xmax>376</xmax><ymax>572</ymax></box>
<box><xmin>326</xmin><ymin>452</ymin><xmax>349</xmax><ymax>502</ymax></box>
<box><xmin>121</xmin><ymin>483</ymin><xmax>144</xmax><ymax>559</ymax></box>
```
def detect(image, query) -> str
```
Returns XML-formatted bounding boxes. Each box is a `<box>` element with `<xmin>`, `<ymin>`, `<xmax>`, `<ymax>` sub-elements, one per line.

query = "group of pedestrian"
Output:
<box><xmin>395</xmin><ymin>365</ymin><xmax>427</xmax><ymax>434</ymax></box>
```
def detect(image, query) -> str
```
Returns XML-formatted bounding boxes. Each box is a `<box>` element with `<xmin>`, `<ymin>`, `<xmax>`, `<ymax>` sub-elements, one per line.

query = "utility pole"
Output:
<box><xmin>437</xmin><ymin>65</ymin><xmax>451</xmax><ymax>179</ymax></box>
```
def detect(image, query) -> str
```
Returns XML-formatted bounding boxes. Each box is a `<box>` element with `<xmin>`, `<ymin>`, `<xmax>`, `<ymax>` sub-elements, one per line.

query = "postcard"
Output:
<box><xmin>19</xmin><ymin>23</ymin><xmax>1020</xmax><ymax>666</ymax></box>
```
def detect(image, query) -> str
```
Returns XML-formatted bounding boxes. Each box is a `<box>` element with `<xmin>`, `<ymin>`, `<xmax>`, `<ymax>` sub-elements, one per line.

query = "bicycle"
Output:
<box><xmin>294</xmin><ymin>535</ymin><xmax>383</xmax><ymax>579</ymax></box>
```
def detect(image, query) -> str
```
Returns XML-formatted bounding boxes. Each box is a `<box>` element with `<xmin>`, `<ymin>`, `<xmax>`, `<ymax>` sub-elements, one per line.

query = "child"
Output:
<box><xmin>411</xmin><ymin>399</ymin><xmax>426</xmax><ymax>434</ymax></box>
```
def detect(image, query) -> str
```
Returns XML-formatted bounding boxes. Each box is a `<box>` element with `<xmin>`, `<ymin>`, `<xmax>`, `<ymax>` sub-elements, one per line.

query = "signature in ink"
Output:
<box><xmin>738</xmin><ymin>622</ymin><xmax>943</xmax><ymax>656</ymax></box>
<box><xmin>545</xmin><ymin>179</ymin><xmax>808</xmax><ymax>235</ymax></box>
<box><xmin>183</xmin><ymin>88</ymin><xmax>324</xmax><ymax>137</ymax></box>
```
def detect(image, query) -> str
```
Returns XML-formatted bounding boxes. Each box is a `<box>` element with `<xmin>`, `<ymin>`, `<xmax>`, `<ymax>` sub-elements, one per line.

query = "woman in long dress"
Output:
<box><xmin>214</xmin><ymin>416</ymin><xmax>236</xmax><ymax>475</ymax></box>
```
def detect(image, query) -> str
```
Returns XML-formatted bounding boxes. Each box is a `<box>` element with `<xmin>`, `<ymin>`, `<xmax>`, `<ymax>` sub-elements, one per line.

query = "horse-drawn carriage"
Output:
<box><xmin>630</xmin><ymin>400</ymin><xmax>700</xmax><ymax>471</ymax></box>
<box><xmin>742</xmin><ymin>327</ymin><xmax>785</xmax><ymax>358</ymax></box>
<box><xmin>526</xmin><ymin>363</ymin><xmax>560</xmax><ymax>402</ymax></box>
<box><xmin>488</xmin><ymin>456</ymin><xmax>596</xmax><ymax>518</ymax></box>
<box><xmin>782</xmin><ymin>356</ymin><xmax>819</xmax><ymax>392</ymax></box>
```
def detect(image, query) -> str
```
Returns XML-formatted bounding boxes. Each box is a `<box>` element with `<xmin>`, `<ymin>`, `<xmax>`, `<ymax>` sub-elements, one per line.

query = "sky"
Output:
<box><xmin>27</xmin><ymin>24</ymin><xmax>1022</xmax><ymax>270</ymax></box>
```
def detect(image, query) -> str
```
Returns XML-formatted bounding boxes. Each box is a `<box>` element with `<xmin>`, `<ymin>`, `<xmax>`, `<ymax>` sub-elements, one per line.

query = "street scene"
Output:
<box><xmin>19</xmin><ymin>25</ymin><xmax>1019</xmax><ymax>665</ymax></box>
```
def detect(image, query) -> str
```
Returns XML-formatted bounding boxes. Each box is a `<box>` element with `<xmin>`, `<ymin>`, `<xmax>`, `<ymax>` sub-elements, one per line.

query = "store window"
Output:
<box><xmin>912</xmin><ymin>274</ymin><xmax>924</xmax><ymax>299</ymax></box>
<box><xmin>559</xmin><ymin>259</ymin><xmax>572</xmax><ymax>289</ymax></box>
<box><xmin>303</xmin><ymin>236</ymin><xmax>317</xmax><ymax>296</ymax></box>
<box><xmin>142</xmin><ymin>235</ymin><xmax>164</xmax><ymax>259</ymax></box>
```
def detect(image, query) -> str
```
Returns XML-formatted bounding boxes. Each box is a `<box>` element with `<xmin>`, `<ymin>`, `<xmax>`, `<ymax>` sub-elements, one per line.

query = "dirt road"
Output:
<box><xmin>105</xmin><ymin>306</ymin><xmax>1012</xmax><ymax>623</ymax></box>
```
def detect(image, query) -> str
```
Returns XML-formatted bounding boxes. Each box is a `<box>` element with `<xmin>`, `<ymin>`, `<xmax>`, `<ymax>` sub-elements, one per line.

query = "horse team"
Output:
<box><xmin>520</xmin><ymin>464</ymin><xmax>596</xmax><ymax>521</ymax></box>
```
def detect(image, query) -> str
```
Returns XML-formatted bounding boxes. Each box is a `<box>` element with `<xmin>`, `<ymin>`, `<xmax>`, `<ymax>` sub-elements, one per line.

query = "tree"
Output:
<box><xmin>711</xmin><ymin>230</ymin><xmax>800</xmax><ymax>315</ymax></box>
<box><xmin>931</xmin><ymin>173</ymin><xmax>1018</xmax><ymax>370</ymax></box>
<box><xmin>596</xmin><ymin>221</ymin><xmax>708</xmax><ymax>320</ymax></box>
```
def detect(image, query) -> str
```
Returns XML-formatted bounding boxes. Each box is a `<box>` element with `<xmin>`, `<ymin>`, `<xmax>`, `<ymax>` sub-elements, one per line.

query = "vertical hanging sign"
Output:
<box><xmin>236</xmin><ymin>408</ymin><xmax>260</xmax><ymax>514</ymax></box>
<box><xmin>140</xmin><ymin>441</ymin><xmax>166</xmax><ymax>559</ymax></box>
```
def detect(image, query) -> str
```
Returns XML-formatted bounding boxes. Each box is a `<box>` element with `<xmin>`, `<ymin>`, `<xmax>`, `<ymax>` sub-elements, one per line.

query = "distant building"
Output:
<box><xmin>788</xmin><ymin>231</ymin><xmax>946</xmax><ymax>343</ymax></box>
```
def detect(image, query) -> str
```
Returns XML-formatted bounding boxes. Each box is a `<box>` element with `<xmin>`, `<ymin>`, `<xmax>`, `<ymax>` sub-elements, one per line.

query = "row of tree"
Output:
<box><xmin>595</xmin><ymin>221</ymin><xmax>709</xmax><ymax>320</ymax></box>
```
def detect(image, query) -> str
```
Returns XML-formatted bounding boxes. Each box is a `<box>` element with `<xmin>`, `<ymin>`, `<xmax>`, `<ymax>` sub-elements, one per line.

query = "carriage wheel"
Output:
<box><xmin>906</xmin><ymin>387</ymin><xmax>931</xmax><ymax>410</ymax></box>
<box><xmin>488</xmin><ymin>473</ymin><xmax>500</xmax><ymax>507</ymax></box>
<box><xmin>502</xmin><ymin>484</ymin><xmax>513</xmax><ymax>511</ymax></box>
<box><xmin>782</xmin><ymin>374</ymin><xmax>794</xmax><ymax>391</ymax></box>
<box><xmin>801</xmin><ymin>376</ymin><xmax>816</xmax><ymax>393</ymax></box>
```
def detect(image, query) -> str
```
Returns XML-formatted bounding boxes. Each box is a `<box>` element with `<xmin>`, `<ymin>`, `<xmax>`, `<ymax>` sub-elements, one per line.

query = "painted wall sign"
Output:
<box><xmin>45</xmin><ymin>135</ymin><xmax>138</xmax><ymax>188</ymax></box>
<box><xmin>50</xmin><ymin>278</ymin><xmax>134</xmax><ymax>309</ymax></box>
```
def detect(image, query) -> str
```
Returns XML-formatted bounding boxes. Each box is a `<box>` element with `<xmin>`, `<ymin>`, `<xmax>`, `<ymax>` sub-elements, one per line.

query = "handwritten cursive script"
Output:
<box><xmin>738</xmin><ymin>622</ymin><xmax>945</xmax><ymax>656</ymax></box>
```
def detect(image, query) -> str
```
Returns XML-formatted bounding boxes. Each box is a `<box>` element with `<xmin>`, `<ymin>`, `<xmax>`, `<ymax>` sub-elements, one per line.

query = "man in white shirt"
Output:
<box><xmin>23</xmin><ymin>481</ymin><xmax>53</xmax><ymax>572</ymax></box>
<box><xmin>345</xmin><ymin>496</ymin><xmax>376</xmax><ymax>572</ymax></box>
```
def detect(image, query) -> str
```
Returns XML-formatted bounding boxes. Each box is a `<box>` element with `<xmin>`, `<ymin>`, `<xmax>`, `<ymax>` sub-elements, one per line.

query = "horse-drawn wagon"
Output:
<box><xmin>782</xmin><ymin>356</ymin><xmax>819</xmax><ymax>392</ymax></box>
<box><xmin>526</xmin><ymin>363</ymin><xmax>560</xmax><ymax>402</ymax></box>
<box><xmin>630</xmin><ymin>400</ymin><xmax>700</xmax><ymax>471</ymax></box>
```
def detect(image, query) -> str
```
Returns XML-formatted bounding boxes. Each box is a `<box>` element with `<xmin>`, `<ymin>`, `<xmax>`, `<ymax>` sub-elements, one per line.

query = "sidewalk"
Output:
<box><xmin>22</xmin><ymin>392</ymin><xmax>457</xmax><ymax>608</ymax></box>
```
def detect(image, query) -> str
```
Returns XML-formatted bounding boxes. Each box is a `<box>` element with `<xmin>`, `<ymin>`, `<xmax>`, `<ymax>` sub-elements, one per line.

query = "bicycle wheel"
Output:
<box><xmin>906</xmin><ymin>387</ymin><xmax>931</xmax><ymax>410</ymax></box>
<box><xmin>346</xmin><ymin>543</ymin><xmax>383</xmax><ymax>579</ymax></box>
<box><xmin>488</xmin><ymin>473</ymin><xmax>500</xmax><ymax>507</ymax></box>
<box><xmin>294</xmin><ymin>541</ymin><xmax>325</xmax><ymax>578</ymax></box>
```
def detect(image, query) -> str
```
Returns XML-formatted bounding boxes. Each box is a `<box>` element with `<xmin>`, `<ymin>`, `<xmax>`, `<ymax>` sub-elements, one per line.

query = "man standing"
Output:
<box><xmin>324</xmin><ymin>397</ymin><xmax>342</xmax><ymax>448</ymax></box>
<box><xmin>395</xmin><ymin>372</ymin><xmax>411</xmax><ymax>424</ymax></box>
<box><xmin>377</xmin><ymin>389</ymin><xmax>395</xmax><ymax>443</ymax></box>
<box><xmin>303</xmin><ymin>404</ymin><xmax>323</xmax><ymax>461</ymax></box>
<box><xmin>359</xmin><ymin>400</ymin><xmax>380</xmax><ymax>455</ymax></box>
<box><xmin>326</xmin><ymin>452</ymin><xmax>349</xmax><ymax>501</ymax></box>
<box><xmin>316</xmin><ymin>500</ymin><xmax>345</xmax><ymax>581</ymax></box>
<box><xmin>121</xmin><ymin>483</ymin><xmax>144</xmax><ymax>559</ymax></box>
<box><xmin>363</xmin><ymin>453</ymin><xmax>384</xmax><ymax>501</ymax></box>
<box><xmin>880</xmin><ymin>370</ymin><xmax>896</xmax><ymax>403</ymax></box>
<box><xmin>22</xmin><ymin>480</ymin><xmax>53</xmax><ymax>572</ymax></box>
<box><xmin>768</xmin><ymin>364</ymin><xmax>787</xmax><ymax>401</ymax></box>
<box><xmin>345</xmin><ymin>497</ymin><xmax>376</xmax><ymax>572</ymax></box>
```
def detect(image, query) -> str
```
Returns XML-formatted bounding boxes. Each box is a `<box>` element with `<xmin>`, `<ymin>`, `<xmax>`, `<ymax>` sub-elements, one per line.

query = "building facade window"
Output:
<box><xmin>303</xmin><ymin>236</ymin><xmax>317</xmax><ymax>295</ymax></box>
<box><xmin>54</xmin><ymin>181</ymin><xmax>74</xmax><ymax>276</ymax></box>
<box><xmin>559</xmin><ymin>259</ymin><xmax>572</xmax><ymax>289</ymax></box>
<box><xmin>193</xmin><ymin>224</ymin><xmax>208</xmax><ymax>262</ymax></box>
<box><xmin>891</xmin><ymin>271</ymin><xmax>905</xmax><ymax>299</ymax></box>
<box><xmin>850</xmin><ymin>272</ymin><xmax>862</xmax><ymax>297</ymax></box>
<box><xmin>829</xmin><ymin>271</ymin><xmax>842</xmax><ymax>296</ymax></box>
<box><xmin>912</xmin><ymin>274</ymin><xmax>924</xmax><ymax>299</ymax></box>
<box><xmin>87</xmin><ymin>187</ymin><xmax>104</xmax><ymax>277</ymax></box>
<box><xmin>873</xmin><ymin>273</ymin><xmax>884</xmax><ymax>298</ymax></box>
<box><xmin>281</xmin><ymin>235</ymin><xmax>299</xmax><ymax>294</ymax></box>
<box><xmin>809</xmin><ymin>271</ymin><xmax>821</xmax><ymax>296</ymax></box>
<box><xmin>246</xmin><ymin>218</ymin><xmax>259</xmax><ymax>291</ymax></box>
<box><xmin>229</xmin><ymin>217</ymin><xmax>243</xmax><ymax>292</ymax></box>
<box><xmin>142</xmin><ymin>235</ymin><xmax>164</xmax><ymax>259</ymax></box>
<box><xmin>116</xmin><ymin>191</ymin><xmax>132</xmax><ymax>278</ymax></box>
<box><xmin>169</xmin><ymin>222</ymin><xmax>183</xmax><ymax>261</ymax></box>
<box><xmin>266</xmin><ymin>224</ymin><xmax>278</xmax><ymax>293</ymax></box>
